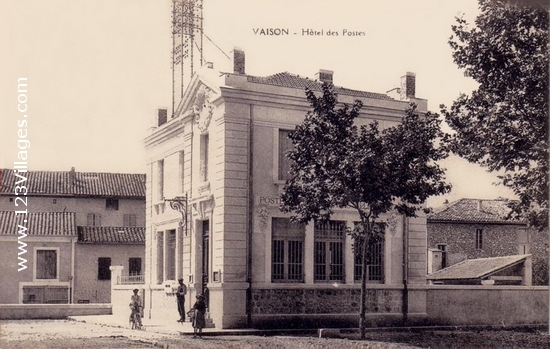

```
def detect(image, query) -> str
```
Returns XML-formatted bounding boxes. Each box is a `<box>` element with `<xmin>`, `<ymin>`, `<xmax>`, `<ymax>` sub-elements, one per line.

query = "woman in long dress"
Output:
<box><xmin>192</xmin><ymin>294</ymin><xmax>206</xmax><ymax>338</ymax></box>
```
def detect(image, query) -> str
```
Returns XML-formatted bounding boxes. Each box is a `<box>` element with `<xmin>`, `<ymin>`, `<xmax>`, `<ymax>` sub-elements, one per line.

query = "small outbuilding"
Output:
<box><xmin>427</xmin><ymin>254</ymin><xmax>532</xmax><ymax>286</ymax></box>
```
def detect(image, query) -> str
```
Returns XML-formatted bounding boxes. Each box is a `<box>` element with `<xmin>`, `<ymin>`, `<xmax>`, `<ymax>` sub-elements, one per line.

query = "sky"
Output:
<box><xmin>0</xmin><ymin>0</ymin><xmax>517</xmax><ymax>208</ymax></box>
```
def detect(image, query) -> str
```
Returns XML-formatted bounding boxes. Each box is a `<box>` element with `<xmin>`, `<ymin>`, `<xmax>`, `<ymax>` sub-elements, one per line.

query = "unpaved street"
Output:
<box><xmin>0</xmin><ymin>319</ymin><xmax>415</xmax><ymax>349</ymax></box>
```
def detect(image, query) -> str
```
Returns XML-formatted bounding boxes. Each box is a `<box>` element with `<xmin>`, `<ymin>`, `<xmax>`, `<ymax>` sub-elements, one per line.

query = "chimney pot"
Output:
<box><xmin>400</xmin><ymin>72</ymin><xmax>416</xmax><ymax>100</ymax></box>
<box><xmin>231</xmin><ymin>48</ymin><xmax>245</xmax><ymax>74</ymax></box>
<box><xmin>316</xmin><ymin>69</ymin><xmax>334</xmax><ymax>84</ymax></box>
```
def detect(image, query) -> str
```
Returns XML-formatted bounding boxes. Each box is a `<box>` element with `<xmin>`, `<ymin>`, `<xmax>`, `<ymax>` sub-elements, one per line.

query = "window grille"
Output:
<box><xmin>314</xmin><ymin>220</ymin><xmax>346</xmax><ymax>282</ymax></box>
<box><xmin>353</xmin><ymin>223</ymin><xmax>385</xmax><ymax>282</ymax></box>
<box><xmin>129</xmin><ymin>258</ymin><xmax>142</xmax><ymax>275</ymax></box>
<box><xmin>271</xmin><ymin>218</ymin><xmax>304</xmax><ymax>282</ymax></box>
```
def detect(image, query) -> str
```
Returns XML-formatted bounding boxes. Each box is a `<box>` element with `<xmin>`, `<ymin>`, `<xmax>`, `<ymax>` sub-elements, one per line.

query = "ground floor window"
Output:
<box><xmin>353</xmin><ymin>223</ymin><xmax>385</xmax><ymax>282</ymax></box>
<box><xmin>314</xmin><ymin>220</ymin><xmax>346</xmax><ymax>282</ymax></box>
<box><xmin>22</xmin><ymin>285</ymin><xmax>68</xmax><ymax>304</ymax></box>
<box><xmin>156</xmin><ymin>231</ymin><xmax>164</xmax><ymax>284</ymax></box>
<box><xmin>272</xmin><ymin>218</ymin><xmax>305</xmax><ymax>282</ymax></box>
<box><xmin>97</xmin><ymin>257</ymin><xmax>111</xmax><ymax>280</ymax></box>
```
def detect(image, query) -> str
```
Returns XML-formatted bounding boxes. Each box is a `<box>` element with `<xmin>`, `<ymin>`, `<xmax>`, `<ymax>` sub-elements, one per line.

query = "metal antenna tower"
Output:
<box><xmin>171</xmin><ymin>0</ymin><xmax>203</xmax><ymax>117</ymax></box>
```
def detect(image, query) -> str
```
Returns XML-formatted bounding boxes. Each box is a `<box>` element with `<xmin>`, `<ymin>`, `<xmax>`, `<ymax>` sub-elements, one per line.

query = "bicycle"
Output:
<box><xmin>129</xmin><ymin>304</ymin><xmax>143</xmax><ymax>330</ymax></box>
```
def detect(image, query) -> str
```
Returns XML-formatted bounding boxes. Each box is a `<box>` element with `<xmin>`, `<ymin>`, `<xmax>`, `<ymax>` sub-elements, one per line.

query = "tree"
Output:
<box><xmin>441</xmin><ymin>0</ymin><xmax>549</xmax><ymax>228</ymax></box>
<box><xmin>280</xmin><ymin>84</ymin><xmax>450</xmax><ymax>339</ymax></box>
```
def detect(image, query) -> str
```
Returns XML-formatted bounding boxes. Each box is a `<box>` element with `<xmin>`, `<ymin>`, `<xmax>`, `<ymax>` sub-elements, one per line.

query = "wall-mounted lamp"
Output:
<box><xmin>165</xmin><ymin>194</ymin><xmax>188</xmax><ymax>235</ymax></box>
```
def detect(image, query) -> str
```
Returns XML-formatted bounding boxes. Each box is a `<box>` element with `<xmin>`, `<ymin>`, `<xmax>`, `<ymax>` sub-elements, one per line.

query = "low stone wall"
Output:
<box><xmin>0</xmin><ymin>304</ymin><xmax>111</xmax><ymax>320</ymax></box>
<box><xmin>250</xmin><ymin>286</ymin><xmax>405</xmax><ymax>328</ymax></box>
<box><xmin>425</xmin><ymin>286</ymin><xmax>549</xmax><ymax>326</ymax></box>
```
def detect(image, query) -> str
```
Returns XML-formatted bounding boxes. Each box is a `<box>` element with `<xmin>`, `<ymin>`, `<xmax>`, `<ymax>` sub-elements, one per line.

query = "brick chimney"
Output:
<box><xmin>231</xmin><ymin>48</ymin><xmax>245</xmax><ymax>74</ymax></box>
<box><xmin>400</xmin><ymin>72</ymin><xmax>416</xmax><ymax>100</ymax></box>
<box><xmin>157</xmin><ymin>108</ymin><xmax>168</xmax><ymax>126</ymax></box>
<box><xmin>69</xmin><ymin>167</ymin><xmax>75</xmax><ymax>188</ymax></box>
<box><xmin>316</xmin><ymin>69</ymin><xmax>333</xmax><ymax>84</ymax></box>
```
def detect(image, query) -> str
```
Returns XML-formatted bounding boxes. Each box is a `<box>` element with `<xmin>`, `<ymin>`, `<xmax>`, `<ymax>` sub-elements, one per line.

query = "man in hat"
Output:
<box><xmin>129</xmin><ymin>288</ymin><xmax>142</xmax><ymax>328</ymax></box>
<box><xmin>176</xmin><ymin>278</ymin><xmax>187</xmax><ymax>322</ymax></box>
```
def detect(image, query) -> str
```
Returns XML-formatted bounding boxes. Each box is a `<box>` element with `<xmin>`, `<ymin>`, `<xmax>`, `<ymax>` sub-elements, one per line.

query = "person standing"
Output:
<box><xmin>129</xmin><ymin>288</ymin><xmax>142</xmax><ymax>328</ymax></box>
<box><xmin>192</xmin><ymin>294</ymin><xmax>206</xmax><ymax>338</ymax></box>
<box><xmin>176</xmin><ymin>278</ymin><xmax>187</xmax><ymax>322</ymax></box>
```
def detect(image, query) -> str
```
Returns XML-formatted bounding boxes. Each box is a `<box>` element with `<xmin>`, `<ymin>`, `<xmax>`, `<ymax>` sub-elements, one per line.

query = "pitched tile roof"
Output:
<box><xmin>77</xmin><ymin>226</ymin><xmax>145</xmax><ymax>244</ymax></box>
<box><xmin>0</xmin><ymin>169</ymin><xmax>145</xmax><ymax>198</ymax></box>
<box><xmin>0</xmin><ymin>211</ymin><xmax>76</xmax><ymax>236</ymax></box>
<box><xmin>427</xmin><ymin>255</ymin><xmax>529</xmax><ymax>280</ymax></box>
<box><xmin>247</xmin><ymin>72</ymin><xmax>393</xmax><ymax>100</ymax></box>
<box><xmin>428</xmin><ymin>198</ymin><xmax>524</xmax><ymax>224</ymax></box>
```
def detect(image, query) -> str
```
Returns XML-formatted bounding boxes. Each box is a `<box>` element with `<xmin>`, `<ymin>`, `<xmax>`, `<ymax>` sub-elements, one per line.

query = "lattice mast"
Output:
<box><xmin>171</xmin><ymin>0</ymin><xmax>204</xmax><ymax>117</ymax></box>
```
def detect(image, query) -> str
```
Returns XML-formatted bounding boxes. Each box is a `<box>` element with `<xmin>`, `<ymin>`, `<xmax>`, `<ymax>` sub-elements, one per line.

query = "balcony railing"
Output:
<box><xmin>117</xmin><ymin>274</ymin><xmax>145</xmax><ymax>285</ymax></box>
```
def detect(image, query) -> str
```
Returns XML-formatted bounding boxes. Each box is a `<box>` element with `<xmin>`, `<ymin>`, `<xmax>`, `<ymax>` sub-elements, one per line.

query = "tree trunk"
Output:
<box><xmin>359</xmin><ymin>230</ymin><xmax>369</xmax><ymax>340</ymax></box>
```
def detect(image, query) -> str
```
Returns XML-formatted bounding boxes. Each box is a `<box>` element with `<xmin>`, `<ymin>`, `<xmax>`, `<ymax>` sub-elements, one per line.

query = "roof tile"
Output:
<box><xmin>1</xmin><ymin>169</ymin><xmax>145</xmax><ymax>198</ymax></box>
<box><xmin>247</xmin><ymin>72</ymin><xmax>392</xmax><ymax>100</ymax></box>
<box><xmin>427</xmin><ymin>255</ymin><xmax>529</xmax><ymax>280</ymax></box>
<box><xmin>77</xmin><ymin>226</ymin><xmax>145</xmax><ymax>244</ymax></box>
<box><xmin>428</xmin><ymin>198</ymin><xmax>523</xmax><ymax>224</ymax></box>
<box><xmin>0</xmin><ymin>211</ymin><xmax>76</xmax><ymax>236</ymax></box>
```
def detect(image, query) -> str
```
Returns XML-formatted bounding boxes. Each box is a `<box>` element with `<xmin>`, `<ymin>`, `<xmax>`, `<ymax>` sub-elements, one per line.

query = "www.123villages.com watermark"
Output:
<box><xmin>14</xmin><ymin>78</ymin><xmax>30</xmax><ymax>271</ymax></box>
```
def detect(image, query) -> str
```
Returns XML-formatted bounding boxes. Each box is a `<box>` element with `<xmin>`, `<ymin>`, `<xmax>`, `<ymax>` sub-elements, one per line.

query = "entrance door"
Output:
<box><xmin>202</xmin><ymin>220</ymin><xmax>210</xmax><ymax>308</ymax></box>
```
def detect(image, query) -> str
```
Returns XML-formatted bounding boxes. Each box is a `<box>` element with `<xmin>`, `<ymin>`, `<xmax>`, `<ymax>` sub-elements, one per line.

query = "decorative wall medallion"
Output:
<box><xmin>192</xmin><ymin>85</ymin><xmax>214</xmax><ymax>134</ymax></box>
<box><xmin>387</xmin><ymin>211</ymin><xmax>399</xmax><ymax>236</ymax></box>
<box><xmin>256</xmin><ymin>205</ymin><xmax>269</xmax><ymax>232</ymax></box>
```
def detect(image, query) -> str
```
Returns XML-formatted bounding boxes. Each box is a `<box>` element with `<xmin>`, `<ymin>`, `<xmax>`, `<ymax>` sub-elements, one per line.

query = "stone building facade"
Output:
<box><xmin>143</xmin><ymin>50</ymin><xmax>431</xmax><ymax>329</ymax></box>
<box><xmin>427</xmin><ymin>198</ymin><xmax>548</xmax><ymax>285</ymax></box>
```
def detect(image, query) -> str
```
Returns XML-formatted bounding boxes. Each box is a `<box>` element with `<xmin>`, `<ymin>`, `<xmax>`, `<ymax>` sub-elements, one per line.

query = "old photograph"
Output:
<box><xmin>0</xmin><ymin>0</ymin><xmax>548</xmax><ymax>348</ymax></box>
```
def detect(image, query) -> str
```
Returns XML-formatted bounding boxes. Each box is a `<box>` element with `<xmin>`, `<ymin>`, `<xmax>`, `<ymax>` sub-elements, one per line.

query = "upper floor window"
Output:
<box><xmin>437</xmin><ymin>244</ymin><xmax>448</xmax><ymax>268</ymax></box>
<box><xmin>278</xmin><ymin>129</ymin><xmax>293</xmax><ymax>181</ymax></box>
<box><xmin>475</xmin><ymin>229</ymin><xmax>483</xmax><ymax>250</ymax></box>
<box><xmin>271</xmin><ymin>218</ymin><xmax>305</xmax><ymax>283</ymax></box>
<box><xmin>314</xmin><ymin>220</ymin><xmax>346</xmax><ymax>282</ymax></box>
<box><xmin>200</xmin><ymin>134</ymin><xmax>209</xmax><ymax>182</ymax></box>
<box><xmin>87</xmin><ymin>213</ymin><xmax>101</xmax><ymax>227</ymax></box>
<box><xmin>156</xmin><ymin>160</ymin><xmax>165</xmax><ymax>202</ymax></box>
<box><xmin>35</xmin><ymin>248</ymin><xmax>58</xmax><ymax>280</ymax></box>
<box><xmin>106</xmin><ymin>198</ymin><xmax>119</xmax><ymax>211</ymax></box>
<box><xmin>123</xmin><ymin>214</ymin><xmax>137</xmax><ymax>227</ymax></box>
<box><xmin>129</xmin><ymin>258</ymin><xmax>142</xmax><ymax>275</ymax></box>
<box><xmin>179</xmin><ymin>150</ymin><xmax>185</xmax><ymax>193</ymax></box>
<box><xmin>354</xmin><ymin>223</ymin><xmax>385</xmax><ymax>283</ymax></box>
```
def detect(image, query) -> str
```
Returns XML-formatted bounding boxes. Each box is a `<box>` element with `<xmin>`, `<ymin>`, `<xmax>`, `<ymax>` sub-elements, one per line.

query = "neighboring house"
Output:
<box><xmin>140</xmin><ymin>49</ymin><xmax>431</xmax><ymax>329</ymax></box>
<box><xmin>427</xmin><ymin>198</ymin><xmax>548</xmax><ymax>285</ymax></box>
<box><xmin>0</xmin><ymin>211</ymin><xmax>76</xmax><ymax>304</ymax></box>
<box><xmin>0</xmin><ymin>168</ymin><xmax>146</xmax><ymax>304</ymax></box>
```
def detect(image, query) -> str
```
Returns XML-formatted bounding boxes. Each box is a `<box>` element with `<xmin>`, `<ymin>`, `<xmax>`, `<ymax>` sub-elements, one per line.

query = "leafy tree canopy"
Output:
<box><xmin>441</xmin><ymin>0</ymin><xmax>549</xmax><ymax>228</ymax></box>
<box><xmin>280</xmin><ymin>83</ymin><xmax>451</xmax><ymax>226</ymax></box>
<box><xmin>280</xmin><ymin>84</ymin><xmax>450</xmax><ymax>338</ymax></box>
